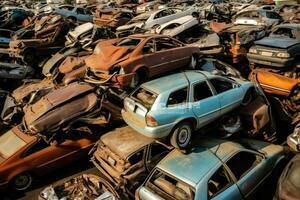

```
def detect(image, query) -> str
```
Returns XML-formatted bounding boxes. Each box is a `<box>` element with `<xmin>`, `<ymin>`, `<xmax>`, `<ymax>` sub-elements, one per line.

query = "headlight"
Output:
<box><xmin>249</xmin><ymin>48</ymin><xmax>257</xmax><ymax>54</ymax></box>
<box><xmin>277</xmin><ymin>52</ymin><xmax>290</xmax><ymax>58</ymax></box>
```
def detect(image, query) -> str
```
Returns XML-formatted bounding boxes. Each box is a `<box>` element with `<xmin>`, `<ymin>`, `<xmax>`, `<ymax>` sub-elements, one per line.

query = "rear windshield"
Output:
<box><xmin>146</xmin><ymin>170</ymin><xmax>195</xmax><ymax>200</ymax></box>
<box><xmin>0</xmin><ymin>130</ymin><xmax>26</xmax><ymax>158</ymax></box>
<box><xmin>132</xmin><ymin>88</ymin><xmax>157</xmax><ymax>109</ymax></box>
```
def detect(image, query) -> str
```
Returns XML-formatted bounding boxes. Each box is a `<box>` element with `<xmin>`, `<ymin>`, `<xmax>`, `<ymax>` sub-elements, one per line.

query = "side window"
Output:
<box><xmin>128</xmin><ymin>148</ymin><xmax>145</xmax><ymax>165</ymax></box>
<box><xmin>193</xmin><ymin>82</ymin><xmax>213</xmax><ymax>102</ymax></box>
<box><xmin>167</xmin><ymin>87</ymin><xmax>188</xmax><ymax>106</ymax></box>
<box><xmin>154</xmin><ymin>10</ymin><xmax>168</xmax><ymax>19</ymax></box>
<box><xmin>208</xmin><ymin>166</ymin><xmax>233</xmax><ymax>199</ymax></box>
<box><xmin>150</xmin><ymin>143</ymin><xmax>170</xmax><ymax>159</ymax></box>
<box><xmin>272</xmin><ymin>28</ymin><xmax>293</xmax><ymax>38</ymax></box>
<box><xmin>209</xmin><ymin>78</ymin><xmax>233</xmax><ymax>94</ymax></box>
<box><xmin>156</xmin><ymin>38</ymin><xmax>178</xmax><ymax>51</ymax></box>
<box><xmin>266</xmin><ymin>12</ymin><xmax>281</xmax><ymax>19</ymax></box>
<box><xmin>23</xmin><ymin>139</ymin><xmax>48</xmax><ymax>157</ymax></box>
<box><xmin>77</xmin><ymin>8</ymin><xmax>85</xmax><ymax>15</ymax></box>
<box><xmin>143</xmin><ymin>39</ymin><xmax>155</xmax><ymax>54</ymax></box>
<box><xmin>226</xmin><ymin>151</ymin><xmax>263</xmax><ymax>180</ymax></box>
<box><xmin>146</xmin><ymin>170</ymin><xmax>194</xmax><ymax>200</ymax></box>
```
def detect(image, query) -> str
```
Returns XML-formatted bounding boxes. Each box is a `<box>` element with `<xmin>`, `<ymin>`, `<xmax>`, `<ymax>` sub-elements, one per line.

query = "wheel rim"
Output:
<box><xmin>14</xmin><ymin>173</ymin><xmax>32</xmax><ymax>191</ymax></box>
<box><xmin>178</xmin><ymin>126</ymin><xmax>191</xmax><ymax>146</ymax></box>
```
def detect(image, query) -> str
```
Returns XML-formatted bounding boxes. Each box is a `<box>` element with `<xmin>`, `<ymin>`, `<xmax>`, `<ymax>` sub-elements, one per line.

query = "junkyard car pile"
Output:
<box><xmin>0</xmin><ymin>0</ymin><xmax>299</xmax><ymax>200</ymax></box>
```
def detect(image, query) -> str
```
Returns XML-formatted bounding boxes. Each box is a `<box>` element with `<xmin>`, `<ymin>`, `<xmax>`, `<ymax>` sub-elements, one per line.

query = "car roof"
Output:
<box><xmin>141</xmin><ymin>71</ymin><xmax>213</xmax><ymax>94</ymax></box>
<box><xmin>100</xmin><ymin>126</ymin><xmax>154</xmax><ymax>159</ymax></box>
<box><xmin>156</xmin><ymin>138</ymin><xmax>247</xmax><ymax>187</ymax></box>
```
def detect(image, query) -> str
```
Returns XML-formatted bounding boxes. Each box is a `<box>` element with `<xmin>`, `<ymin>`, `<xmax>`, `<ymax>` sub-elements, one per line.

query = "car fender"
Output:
<box><xmin>7</xmin><ymin>166</ymin><xmax>33</xmax><ymax>183</ymax></box>
<box><xmin>172</xmin><ymin>117</ymin><xmax>198</xmax><ymax>131</ymax></box>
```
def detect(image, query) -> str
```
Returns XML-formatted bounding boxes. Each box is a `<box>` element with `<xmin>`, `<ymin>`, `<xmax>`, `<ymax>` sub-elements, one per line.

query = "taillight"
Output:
<box><xmin>146</xmin><ymin>114</ymin><xmax>158</xmax><ymax>127</ymax></box>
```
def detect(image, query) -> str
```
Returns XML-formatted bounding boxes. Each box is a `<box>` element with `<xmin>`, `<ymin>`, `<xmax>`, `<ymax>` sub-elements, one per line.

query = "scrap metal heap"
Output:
<box><xmin>0</xmin><ymin>0</ymin><xmax>299</xmax><ymax>199</ymax></box>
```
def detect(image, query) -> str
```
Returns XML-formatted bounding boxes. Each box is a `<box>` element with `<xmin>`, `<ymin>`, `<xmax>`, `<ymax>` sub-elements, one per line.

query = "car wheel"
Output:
<box><xmin>189</xmin><ymin>54</ymin><xmax>198</xmax><ymax>69</ymax></box>
<box><xmin>242</xmin><ymin>89</ymin><xmax>254</xmax><ymax>106</ymax></box>
<box><xmin>170</xmin><ymin>122</ymin><xmax>192</xmax><ymax>149</ymax></box>
<box><xmin>11</xmin><ymin>172</ymin><xmax>33</xmax><ymax>191</ymax></box>
<box><xmin>219</xmin><ymin>115</ymin><xmax>242</xmax><ymax>137</ymax></box>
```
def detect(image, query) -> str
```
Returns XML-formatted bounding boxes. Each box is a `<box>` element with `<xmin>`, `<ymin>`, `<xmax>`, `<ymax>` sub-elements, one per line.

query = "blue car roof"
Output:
<box><xmin>141</xmin><ymin>71</ymin><xmax>212</xmax><ymax>94</ymax></box>
<box><xmin>156</xmin><ymin>139</ymin><xmax>246</xmax><ymax>187</ymax></box>
<box><xmin>157</xmin><ymin>146</ymin><xmax>220</xmax><ymax>187</ymax></box>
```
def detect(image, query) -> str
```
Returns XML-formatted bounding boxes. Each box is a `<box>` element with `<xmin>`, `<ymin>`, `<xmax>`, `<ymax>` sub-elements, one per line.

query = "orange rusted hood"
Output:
<box><xmin>85</xmin><ymin>41</ymin><xmax>130</xmax><ymax>71</ymax></box>
<box><xmin>252</xmin><ymin>70</ymin><xmax>300</xmax><ymax>96</ymax></box>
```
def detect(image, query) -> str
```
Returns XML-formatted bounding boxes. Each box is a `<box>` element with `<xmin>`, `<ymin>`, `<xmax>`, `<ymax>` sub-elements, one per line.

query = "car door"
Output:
<box><xmin>208</xmin><ymin>77</ymin><xmax>244</xmax><ymax>115</ymax></box>
<box><xmin>208</xmin><ymin>165</ymin><xmax>243</xmax><ymax>200</ymax></box>
<box><xmin>22</xmin><ymin>135</ymin><xmax>95</xmax><ymax>176</ymax></box>
<box><xmin>149</xmin><ymin>37</ymin><xmax>187</xmax><ymax>75</ymax></box>
<box><xmin>225</xmin><ymin>150</ymin><xmax>269</xmax><ymax>199</ymax></box>
<box><xmin>141</xmin><ymin>38</ymin><xmax>162</xmax><ymax>77</ymax></box>
<box><xmin>191</xmin><ymin>81</ymin><xmax>221</xmax><ymax>128</ymax></box>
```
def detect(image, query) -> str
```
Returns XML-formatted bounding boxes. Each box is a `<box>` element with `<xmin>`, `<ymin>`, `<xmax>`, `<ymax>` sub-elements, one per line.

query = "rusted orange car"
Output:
<box><xmin>249</xmin><ymin>69</ymin><xmax>300</xmax><ymax>97</ymax></box>
<box><xmin>84</xmin><ymin>34</ymin><xmax>201</xmax><ymax>88</ymax></box>
<box><xmin>0</xmin><ymin>126</ymin><xmax>100</xmax><ymax>191</ymax></box>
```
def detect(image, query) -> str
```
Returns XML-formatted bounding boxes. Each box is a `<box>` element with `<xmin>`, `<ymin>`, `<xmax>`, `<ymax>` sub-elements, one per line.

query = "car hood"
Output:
<box><xmin>255</xmin><ymin>37</ymin><xmax>299</xmax><ymax>49</ymax></box>
<box><xmin>117</xmin><ymin>22</ymin><xmax>144</xmax><ymax>31</ymax></box>
<box><xmin>85</xmin><ymin>42</ymin><xmax>131</xmax><ymax>71</ymax></box>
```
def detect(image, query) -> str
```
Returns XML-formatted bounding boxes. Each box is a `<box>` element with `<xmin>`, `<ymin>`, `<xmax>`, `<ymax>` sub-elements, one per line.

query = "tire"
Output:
<box><xmin>242</xmin><ymin>89</ymin><xmax>254</xmax><ymax>106</ymax></box>
<box><xmin>170</xmin><ymin>122</ymin><xmax>192</xmax><ymax>149</ymax></box>
<box><xmin>219</xmin><ymin>115</ymin><xmax>242</xmax><ymax>137</ymax></box>
<box><xmin>188</xmin><ymin>54</ymin><xmax>198</xmax><ymax>69</ymax></box>
<box><xmin>11</xmin><ymin>172</ymin><xmax>33</xmax><ymax>191</ymax></box>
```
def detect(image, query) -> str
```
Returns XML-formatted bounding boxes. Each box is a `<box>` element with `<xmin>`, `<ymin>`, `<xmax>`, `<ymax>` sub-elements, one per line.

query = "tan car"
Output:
<box><xmin>85</xmin><ymin>34</ymin><xmax>201</xmax><ymax>88</ymax></box>
<box><xmin>0</xmin><ymin>126</ymin><xmax>100</xmax><ymax>192</ymax></box>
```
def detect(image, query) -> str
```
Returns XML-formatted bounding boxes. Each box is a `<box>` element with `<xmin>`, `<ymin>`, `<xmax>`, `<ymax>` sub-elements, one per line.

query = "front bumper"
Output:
<box><xmin>247</xmin><ymin>53</ymin><xmax>294</xmax><ymax>67</ymax></box>
<box><xmin>121</xmin><ymin>110</ymin><xmax>176</xmax><ymax>139</ymax></box>
<box><xmin>92</xmin><ymin>73</ymin><xmax>135</xmax><ymax>88</ymax></box>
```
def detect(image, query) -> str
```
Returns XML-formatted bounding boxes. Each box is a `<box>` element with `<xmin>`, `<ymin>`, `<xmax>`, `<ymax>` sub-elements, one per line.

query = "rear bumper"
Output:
<box><xmin>247</xmin><ymin>53</ymin><xmax>294</xmax><ymax>67</ymax></box>
<box><xmin>121</xmin><ymin>109</ymin><xmax>175</xmax><ymax>139</ymax></box>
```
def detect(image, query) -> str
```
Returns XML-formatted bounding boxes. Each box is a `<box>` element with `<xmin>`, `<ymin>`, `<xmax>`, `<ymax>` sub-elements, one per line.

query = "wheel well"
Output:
<box><xmin>8</xmin><ymin>170</ymin><xmax>35</xmax><ymax>186</ymax></box>
<box><xmin>135</xmin><ymin>66</ymin><xmax>149</xmax><ymax>79</ymax></box>
<box><xmin>176</xmin><ymin>118</ymin><xmax>197</xmax><ymax>131</ymax></box>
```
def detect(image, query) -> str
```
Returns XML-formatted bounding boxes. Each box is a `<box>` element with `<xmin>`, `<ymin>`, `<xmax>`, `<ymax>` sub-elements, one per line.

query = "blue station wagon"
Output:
<box><xmin>122</xmin><ymin>71</ymin><xmax>255</xmax><ymax>149</ymax></box>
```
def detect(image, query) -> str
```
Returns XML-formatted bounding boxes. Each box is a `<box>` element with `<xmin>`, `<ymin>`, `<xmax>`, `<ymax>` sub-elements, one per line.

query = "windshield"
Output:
<box><xmin>129</xmin><ymin>15</ymin><xmax>150</xmax><ymax>24</ymax></box>
<box><xmin>0</xmin><ymin>130</ymin><xmax>26</xmax><ymax>158</ymax></box>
